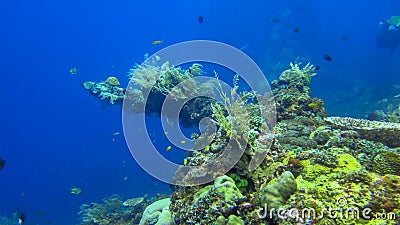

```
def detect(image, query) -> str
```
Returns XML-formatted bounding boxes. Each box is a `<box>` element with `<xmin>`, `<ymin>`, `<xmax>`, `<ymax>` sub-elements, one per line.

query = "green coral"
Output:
<box><xmin>229</xmin><ymin>173</ymin><xmax>249</xmax><ymax>193</ymax></box>
<box><xmin>129</xmin><ymin>61</ymin><xmax>212</xmax><ymax>100</ymax></box>
<box><xmin>139</xmin><ymin>198</ymin><xmax>172</xmax><ymax>225</ymax></box>
<box><xmin>170</xmin><ymin>175</ymin><xmax>244</xmax><ymax>225</ymax></box>
<box><xmin>370</xmin><ymin>151</ymin><xmax>400</xmax><ymax>176</ymax></box>
<box><xmin>105</xmin><ymin>76</ymin><xmax>120</xmax><ymax>86</ymax></box>
<box><xmin>282</xmin><ymin>154</ymin><xmax>385</xmax><ymax>224</ymax></box>
<box><xmin>259</xmin><ymin>171</ymin><xmax>297</xmax><ymax>211</ymax></box>
<box><xmin>211</xmin><ymin>74</ymin><xmax>251</xmax><ymax>143</ymax></box>
<box><xmin>226</xmin><ymin>215</ymin><xmax>244</xmax><ymax>225</ymax></box>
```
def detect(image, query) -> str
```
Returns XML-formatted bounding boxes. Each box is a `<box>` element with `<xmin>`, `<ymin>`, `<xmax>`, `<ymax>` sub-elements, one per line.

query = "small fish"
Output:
<box><xmin>69</xmin><ymin>67</ymin><xmax>77</xmax><ymax>75</ymax></box>
<box><xmin>204</xmin><ymin>145</ymin><xmax>210</xmax><ymax>152</ymax></box>
<box><xmin>0</xmin><ymin>157</ymin><xmax>5</xmax><ymax>170</ymax></box>
<box><xmin>70</xmin><ymin>187</ymin><xmax>83</xmax><ymax>195</ymax></box>
<box><xmin>183</xmin><ymin>158</ymin><xmax>188</xmax><ymax>166</ymax></box>
<box><xmin>270</xmin><ymin>17</ymin><xmax>280</xmax><ymax>23</ymax></box>
<box><xmin>394</xmin><ymin>93</ymin><xmax>400</xmax><ymax>98</ymax></box>
<box><xmin>308</xmin><ymin>102</ymin><xmax>318</xmax><ymax>109</ymax></box>
<box><xmin>314</xmin><ymin>65</ymin><xmax>320</xmax><ymax>70</ymax></box>
<box><xmin>123</xmin><ymin>176</ymin><xmax>128</xmax><ymax>181</ymax></box>
<box><xmin>294</xmin><ymin>27</ymin><xmax>300</xmax><ymax>33</ymax></box>
<box><xmin>166</xmin><ymin>145</ymin><xmax>172</xmax><ymax>152</ymax></box>
<box><xmin>17</xmin><ymin>212</ymin><xmax>26</xmax><ymax>225</ymax></box>
<box><xmin>113</xmin><ymin>132</ymin><xmax>121</xmax><ymax>136</ymax></box>
<box><xmin>323</xmin><ymin>54</ymin><xmax>333</xmax><ymax>61</ymax></box>
<box><xmin>341</xmin><ymin>35</ymin><xmax>349</xmax><ymax>41</ymax></box>
<box><xmin>198</xmin><ymin>15</ymin><xmax>204</xmax><ymax>23</ymax></box>
<box><xmin>152</xmin><ymin>40</ymin><xmax>163</xmax><ymax>45</ymax></box>
<box><xmin>181</xmin><ymin>140</ymin><xmax>186</xmax><ymax>144</ymax></box>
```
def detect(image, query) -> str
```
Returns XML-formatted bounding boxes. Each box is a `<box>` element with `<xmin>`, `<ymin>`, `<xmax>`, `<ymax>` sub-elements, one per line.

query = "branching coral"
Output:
<box><xmin>129</xmin><ymin>61</ymin><xmax>212</xmax><ymax>100</ymax></box>
<box><xmin>211</xmin><ymin>73</ymin><xmax>251</xmax><ymax>143</ymax></box>
<box><xmin>78</xmin><ymin>194</ymin><xmax>145</xmax><ymax>225</ymax></box>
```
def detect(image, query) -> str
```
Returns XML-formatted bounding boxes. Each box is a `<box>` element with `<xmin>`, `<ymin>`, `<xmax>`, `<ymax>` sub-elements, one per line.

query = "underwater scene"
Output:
<box><xmin>2</xmin><ymin>0</ymin><xmax>400</xmax><ymax>224</ymax></box>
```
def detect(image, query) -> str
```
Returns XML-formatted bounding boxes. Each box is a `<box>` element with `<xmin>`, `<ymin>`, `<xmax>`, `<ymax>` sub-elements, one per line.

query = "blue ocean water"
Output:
<box><xmin>0</xmin><ymin>0</ymin><xmax>399</xmax><ymax>224</ymax></box>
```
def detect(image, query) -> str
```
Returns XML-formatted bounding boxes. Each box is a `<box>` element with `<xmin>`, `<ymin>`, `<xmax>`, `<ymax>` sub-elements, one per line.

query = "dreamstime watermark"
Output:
<box><xmin>122</xmin><ymin>40</ymin><xmax>276</xmax><ymax>186</ymax></box>
<box><xmin>256</xmin><ymin>197</ymin><xmax>397</xmax><ymax>222</ymax></box>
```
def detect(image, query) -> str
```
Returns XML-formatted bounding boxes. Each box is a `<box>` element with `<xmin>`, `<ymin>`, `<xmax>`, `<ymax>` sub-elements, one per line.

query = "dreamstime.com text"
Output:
<box><xmin>256</xmin><ymin>198</ymin><xmax>397</xmax><ymax>222</ymax></box>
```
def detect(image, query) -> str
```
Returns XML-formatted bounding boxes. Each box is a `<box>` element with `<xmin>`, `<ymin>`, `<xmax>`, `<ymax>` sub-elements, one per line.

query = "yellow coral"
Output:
<box><xmin>335</xmin><ymin>153</ymin><xmax>361</xmax><ymax>171</ymax></box>
<box><xmin>105</xmin><ymin>76</ymin><xmax>120</xmax><ymax>86</ymax></box>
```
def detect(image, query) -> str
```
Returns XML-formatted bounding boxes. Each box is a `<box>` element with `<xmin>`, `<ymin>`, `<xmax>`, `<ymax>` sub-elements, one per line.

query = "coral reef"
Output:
<box><xmin>123</xmin><ymin>195</ymin><xmax>146</xmax><ymax>207</ymax></box>
<box><xmin>370</xmin><ymin>151</ymin><xmax>400</xmax><ymax>176</ymax></box>
<box><xmin>140</xmin><ymin>198</ymin><xmax>172</xmax><ymax>225</ymax></box>
<box><xmin>80</xmin><ymin>61</ymin><xmax>400</xmax><ymax>225</ymax></box>
<box><xmin>259</xmin><ymin>171</ymin><xmax>297</xmax><ymax>211</ymax></box>
<box><xmin>0</xmin><ymin>213</ymin><xmax>21</xmax><ymax>225</ymax></box>
<box><xmin>366</xmin><ymin>96</ymin><xmax>400</xmax><ymax>123</ymax></box>
<box><xmin>105</xmin><ymin>76</ymin><xmax>121</xmax><ymax>86</ymax></box>
<box><xmin>170</xmin><ymin>175</ymin><xmax>247</xmax><ymax>224</ymax></box>
<box><xmin>169</xmin><ymin>62</ymin><xmax>400</xmax><ymax>224</ymax></box>
<box><xmin>82</xmin><ymin>61</ymin><xmax>216</xmax><ymax>127</ymax></box>
<box><xmin>82</xmin><ymin>80</ymin><xmax>125</xmax><ymax>105</ymax></box>
<box><xmin>78</xmin><ymin>194</ymin><xmax>147</xmax><ymax>225</ymax></box>
<box><xmin>387</xmin><ymin>15</ymin><xmax>400</xmax><ymax>26</ymax></box>
<box><xmin>270</xmin><ymin>62</ymin><xmax>328</xmax><ymax>121</ymax></box>
<box><xmin>325</xmin><ymin>116</ymin><xmax>400</xmax><ymax>147</ymax></box>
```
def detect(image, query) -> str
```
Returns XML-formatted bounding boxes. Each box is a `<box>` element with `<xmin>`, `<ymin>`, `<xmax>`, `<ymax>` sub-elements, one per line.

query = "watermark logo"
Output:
<box><xmin>122</xmin><ymin>40</ymin><xmax>276</xmax><ymax>186</ymax></box>
<box><xmin>256</xmin><ymin>196</ymin><xmax>397</xmax><ymax>222</ymax></box>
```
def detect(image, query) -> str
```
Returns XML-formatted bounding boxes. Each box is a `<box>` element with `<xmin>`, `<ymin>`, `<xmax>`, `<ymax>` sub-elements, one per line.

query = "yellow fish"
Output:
<box><xmin>181</xmin><ymin>140</ymin><xmax>186</xmax><ymax>144</ymax></box>
<box><xmin>69</xmin><ymin>67</ymin><xmax>77</xmax><ymax>75</ymax></box>
<box><xmin>183</xmin><ymin>158</ymin><xmax>188</xmax><ymax>166</ymax></box>
<box><xmin>152</xmin><ymin>40</ymin><xmax>163</xmax><ymax>45</ymax></box>
<box><xmin>166</xmin><ymin>145</ymin><xmax>172</xmax><ymax>152</ymax></box>
<box><xmin>204</xmin><ymin>145</ymin><xmax>210</xmax><ymax>152</ymax></box>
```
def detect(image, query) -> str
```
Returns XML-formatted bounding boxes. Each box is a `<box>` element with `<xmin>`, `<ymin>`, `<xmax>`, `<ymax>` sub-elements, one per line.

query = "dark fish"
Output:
<box><xmin>314</xmin><ymin>65</ymin><xmax>320</xmax><ymax>70</ymax></box>
<box><xmin>0</xmin><ymin>157</ymin><xmax>5</xmax><ymax>170</ymax></box>
<box><xmin>341</xmin><ymin>36</ymin><xmax>349</xmax><ymax>41</ymax></box>
<box><xmin>294</xmin><ymin>27</ymin><xmax>300</xmax><ymax>33</ymax></box>
<box><xmin>323</xmin><ymin>54</ymin><xmax>333</xmax><ymax>61</ymax></box>
<box><xmin>198</xmin><ymin>16</ymin><xmax>204</xmax><ymax>23</ymax></box>
<box><xmin>270</xmin><ymin>17</ymin><xmax>279</xmax><ymax>23</ymax></box>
